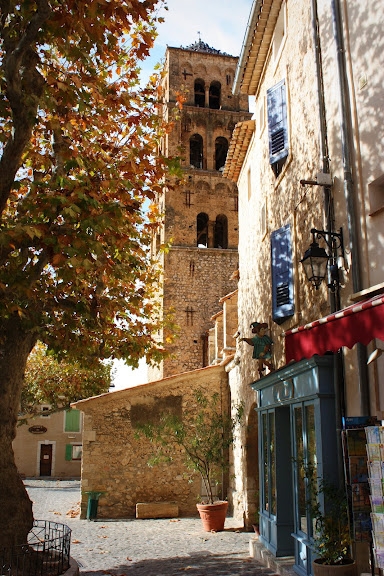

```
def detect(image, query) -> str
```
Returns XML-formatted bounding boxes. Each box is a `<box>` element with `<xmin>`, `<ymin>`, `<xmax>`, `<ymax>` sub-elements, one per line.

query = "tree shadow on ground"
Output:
<box><xmin>80</xmin><ymin>551</ymin><xmax>274</xmax><ymax>576</ymax></box>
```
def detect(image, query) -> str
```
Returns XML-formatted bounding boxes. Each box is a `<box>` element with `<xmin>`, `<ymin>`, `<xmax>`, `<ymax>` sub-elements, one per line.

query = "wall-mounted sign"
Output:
<box><xmin>28</xmin><ymin>425</ymin><xmax>47</xmax><ymax>434</ymax></box>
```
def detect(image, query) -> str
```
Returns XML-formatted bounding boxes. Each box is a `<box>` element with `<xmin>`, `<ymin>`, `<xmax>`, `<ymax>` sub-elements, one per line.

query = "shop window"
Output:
<box><xmin>271</xmin><ymin>224</ymin><xmax>294</xmax><ymax>324</ymax></box>
<box><xmin>190</xmin><ymin>133</ymin><xmax>203</xmax><ymax>169</ymax></box>
<box><xmin>292</xmin><ymin>404</ymin><xmax>317</xmax><ymax>537</ymax></box>
<box><xmin>267</xmin><ymin>79</ymin><xmax>288</xmax><ymax>176</ymax></box>
<box><xmin>197</xmin><ymin>212</ymin><xmax>209</xmax><ymax>247</ymax></box>
<box><xmin>215</xmin><ymin>137</ymin><xmax>229</xmax><ymax>171</ymax></box>
<box><xmin>65</xmin><ymin>444</ymin><xmax>82</xmax><ymax>461</ymax></box>
<box><xmin>209</xmin><ymin>81</ymin><xmax>221</xmax><ymax>109</ymax></box>
<box><xmin>194</xmin><ymin>79</ymin><xmax>205</xmax><ymax>107</ymax></box>
<box><xmin>214</xmin><ymin>214</ymin><xmax>228</xmax><ymax>248</ymax></box>
<box><xmin>261</xmin><ymin>411</ymin><xmax>276</xmax><ymax>515</ymax></box>
<box><xmin>64</xmin><ymin>409</ymin><xmax>81</xmax><ymax>432</ymax></box>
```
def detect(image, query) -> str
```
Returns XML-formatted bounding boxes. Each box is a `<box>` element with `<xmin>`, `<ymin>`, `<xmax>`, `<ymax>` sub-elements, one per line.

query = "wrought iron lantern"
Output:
<box><xmin>301</xmin><ymin>228</ymin><xmax>344</xmax><ymax>291</ymax></box>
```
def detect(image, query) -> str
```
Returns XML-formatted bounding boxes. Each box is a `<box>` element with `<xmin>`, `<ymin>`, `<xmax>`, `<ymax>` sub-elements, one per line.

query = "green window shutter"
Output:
<box><xmin>64</xmin><ymin>409</ymin><xmax>80</xmax><ymax>432</ymax></box>
<box><xmin>65</xmin><ymin>444</ymin><xmax>73</xmax><ymax>461</ymax></box>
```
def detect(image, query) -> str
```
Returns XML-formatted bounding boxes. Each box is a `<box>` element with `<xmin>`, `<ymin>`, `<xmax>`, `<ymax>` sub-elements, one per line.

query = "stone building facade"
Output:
<box><xmin>73</xmin><ymin>365</ymin><xmax>231</xmax><ymax>519</ymax></box>
<box><xmin>13</xmin><ymin>408</ymin><xmax>83</xmax><ymax>478</ymax></box>
<box><xmin>148</xmin><ymin>41</ymin><xmax>251</xmax><ymax>380</ymax></box>
<box><xmin>222</xmin><ymin>1</ymin><xmax>384</xmax><ymax>574</ymax></box>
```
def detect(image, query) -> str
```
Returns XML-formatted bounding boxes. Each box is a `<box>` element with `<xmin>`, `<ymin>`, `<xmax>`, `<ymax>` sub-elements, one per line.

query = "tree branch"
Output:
<box><xmin>0</xmin><ymin>1</ymin><xmax>51</xmax><ymax>216</ymax></box>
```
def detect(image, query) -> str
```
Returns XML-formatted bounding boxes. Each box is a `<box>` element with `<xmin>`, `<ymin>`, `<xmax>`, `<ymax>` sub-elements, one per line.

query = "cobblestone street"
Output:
<box><xmin>25</xmin><ymin>479</ymin><xmax>273</xmax><ymax>576</ymax></box>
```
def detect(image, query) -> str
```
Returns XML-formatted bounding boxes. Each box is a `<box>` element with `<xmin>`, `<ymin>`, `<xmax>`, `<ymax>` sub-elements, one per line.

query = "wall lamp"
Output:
<box><xmin>301</xmin><ymin>228</ymin><xmax>344</xmax><ymax>291</ymax></box>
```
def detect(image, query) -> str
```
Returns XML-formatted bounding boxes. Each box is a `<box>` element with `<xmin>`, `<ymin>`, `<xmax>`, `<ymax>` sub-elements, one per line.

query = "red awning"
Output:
<box><xmin>284</xmin><ymin>294</ymin><xmax>384</xmax><ymax>363</ymax></box>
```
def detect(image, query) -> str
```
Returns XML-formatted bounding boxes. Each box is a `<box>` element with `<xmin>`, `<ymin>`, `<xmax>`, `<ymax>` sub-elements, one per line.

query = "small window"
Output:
<box><xmin>267</xmin><ymin>79</ymin><xmax>288</xmax><ymax>176</ymax></box>
<box><xmin>258</xmin><ymin>98</ymin><xmax>265</xmax><ymax>136</ymax></box>
<box><xmin>194</xmin><ymin>79</ymin><xmax>205</xmax><ymax>107</ymax></box>
<box><xmin>65</xmin><ymin>444</ymin><xmax>82</xmax><ymax>461</ymax></box>
<box><xmin>209</xmin><ymin>81</ymin><xmax>221</xmax><ymax>109</ymax></box>
<box><xmin>215</xmin><ymin>137</ymin><xmax>229</xmax><ymax>171</ymax></box>
<box><xmin>273</xmin><ymin>2</ymin><xmax>286</xmax><ymax>63</ymax></box>
<box><xmin>247</xmin><ymin>167</ymin><xmax>252</xmax><ymax>201</ymax></box>
<box><xmin>64</xmin><ymin>409</ymin><xmax>81</xmax><ymax>432</ymax></box>
<box><xmin>41</xmin><ymin>405</ymin><xmax>51</xmax><ymax>418</ymax></box>
<box><xmin>214</xmin><ymin>215</ymin><xmax>228</xmax><ymax>249</ymax></box>
<box><xmin>368</xmin><ymin>174</ymin><xmax>384</xmax><ymax>215</ymax></box>
<box><xmin>260</xmin><ymin>202</ymin><xmax>267</xmax><ymax>237</ymax></box>
<box><xmin>190</xmin><ymin>134</ymin><xmax>204</xmax><ymax>169</ymax></box>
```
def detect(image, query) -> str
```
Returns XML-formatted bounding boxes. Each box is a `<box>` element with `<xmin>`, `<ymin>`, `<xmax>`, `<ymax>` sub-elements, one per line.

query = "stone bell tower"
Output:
<box><xmin>149</xmin><ymin>40</ymin><xmax>251</xmax><ymax>381</ymax></box>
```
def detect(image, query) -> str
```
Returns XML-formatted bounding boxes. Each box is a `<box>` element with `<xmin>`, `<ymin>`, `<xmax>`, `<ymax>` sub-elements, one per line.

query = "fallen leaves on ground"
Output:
<box><xmin>66</xmin><ymin>503</ymin><xmax>80</xmax><ymax>518</ymax></box>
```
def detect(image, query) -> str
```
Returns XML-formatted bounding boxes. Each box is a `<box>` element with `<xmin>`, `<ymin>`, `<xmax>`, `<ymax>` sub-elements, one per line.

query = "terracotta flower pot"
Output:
<box><xmin>196</xmin><ymin>501</ymin><xmax>228</xmax><ymax>532</ymax></box>
<box><xmin>313</xmin><ymin>559</ymin><xmax>357</xmax><ymax>576</ymax></box>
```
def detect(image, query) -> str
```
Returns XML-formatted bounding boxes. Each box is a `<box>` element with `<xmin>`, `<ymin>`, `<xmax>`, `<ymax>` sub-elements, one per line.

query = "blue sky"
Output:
<box><xmin>113</xmin><ymin>0</ymin><xmax>253</xmax><ymax>390</ymax></box>
<box><xmin>140</xmin><ymin>0</ymin><xmax>253</xmax><ymax>82</ymax></box>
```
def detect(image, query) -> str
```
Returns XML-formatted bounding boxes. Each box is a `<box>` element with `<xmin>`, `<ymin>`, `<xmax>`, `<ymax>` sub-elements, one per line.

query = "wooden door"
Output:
<box><xmin>39</xmin><ymin>444</ymin><xmax>53</xmax><ymax>476</ymax></box>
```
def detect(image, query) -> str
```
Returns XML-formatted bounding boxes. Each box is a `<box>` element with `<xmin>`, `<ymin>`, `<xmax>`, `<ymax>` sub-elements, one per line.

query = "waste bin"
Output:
<box><xmin>85</xmin><ymin>491</ymin><xmax>104</xmax><ymax>520</ymax></box>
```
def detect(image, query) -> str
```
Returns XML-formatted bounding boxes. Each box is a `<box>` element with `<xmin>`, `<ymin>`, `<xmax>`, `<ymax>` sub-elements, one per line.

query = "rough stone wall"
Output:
<box><xmin>74</xmin><ymin>365</ymin><xmax>230</xmax><ymax>519</ymax></box>
<box><xmin>225</xmin><ymin>0</ymin><xmax>384</xmax><ymax>528</ymax></box>
<box><xmin>224</xmin><ymin>0</ymin><xmax>334</xmax><ymax>528</ymax></box>
<box><xmin>162</xmin><ymin>247</ymin><xmax>238</xmax><ymax>378</ymax></box>
<box><xmin>151</xmin><ymin>46</ymin><xmax>250</xmax><ymax>381</ymax></box>
<box><xmin>164</xmin><ymin>172</ymin><xmax>239</xmax><ymax>249</ymax></box>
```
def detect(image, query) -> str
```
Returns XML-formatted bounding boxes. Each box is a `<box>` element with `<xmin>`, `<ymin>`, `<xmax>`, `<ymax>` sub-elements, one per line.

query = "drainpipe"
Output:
<box><xmin>330</xmin><ymin>0</ymin><xmax>370</xmax><ymax>416</ymax></box>
<box><xmin>311</xmin><ymin>0</ymin><xmax>345</xmax><ymax>485</ymax></box>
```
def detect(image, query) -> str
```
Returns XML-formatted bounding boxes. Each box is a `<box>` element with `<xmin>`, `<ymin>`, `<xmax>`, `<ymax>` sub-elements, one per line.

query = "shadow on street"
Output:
<box><xmin>79</xmin><ymin>550</ymin><xmax>272</xmax><ymax>576</ymax></box>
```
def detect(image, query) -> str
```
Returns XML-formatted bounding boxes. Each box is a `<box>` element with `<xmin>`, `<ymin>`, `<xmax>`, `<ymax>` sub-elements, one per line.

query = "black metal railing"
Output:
<box><xmin>0</xmin><ymin>520</ymin><xmax>71</xmax><ymax>576</ymax></box>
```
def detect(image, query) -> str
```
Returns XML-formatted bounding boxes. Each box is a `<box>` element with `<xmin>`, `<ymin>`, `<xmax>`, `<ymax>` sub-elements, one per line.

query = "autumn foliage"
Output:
<box><xmin>0</xmin><ymin>0</ymin><xmax>172</xmax><ymax>547</ymax></box>
<box><xmin>21</xmin><ymin>342</ymin><xmax>112</xmax><ymax>418</ymax></box>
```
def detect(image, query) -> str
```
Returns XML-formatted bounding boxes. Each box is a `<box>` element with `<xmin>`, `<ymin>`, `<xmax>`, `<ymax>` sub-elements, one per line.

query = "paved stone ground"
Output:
<box><xmin>25</xmin><ymin>479</ymin><xmax>270</xmax><ymax>576</ymax></box>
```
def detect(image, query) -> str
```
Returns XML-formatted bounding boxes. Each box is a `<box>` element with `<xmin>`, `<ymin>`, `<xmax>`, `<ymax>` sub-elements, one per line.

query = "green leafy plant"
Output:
<box><xmin>136</xmin><ymin>388</ymin><xmax>243</xmax><ymax>505</ymax></box>
<box><xmin>310</xmin><ymin>480</ymin><xmax>352</xmax><ymax>565</ymax></box>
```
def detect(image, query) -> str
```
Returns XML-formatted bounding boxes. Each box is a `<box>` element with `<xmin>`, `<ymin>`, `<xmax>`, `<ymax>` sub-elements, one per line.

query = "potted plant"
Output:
<box><xmin>136</xmin><ymin>388</ymin><xmax>243</xmax><ymax>531</ymax></box>
<box><xmin>310</xmin><ymin>480</ymin><xmax>356</xmax><ymax>576</ymax></box>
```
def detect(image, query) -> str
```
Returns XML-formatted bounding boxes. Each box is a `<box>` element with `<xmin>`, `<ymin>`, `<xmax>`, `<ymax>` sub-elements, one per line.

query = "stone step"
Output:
<box><xmin>136</xmin><ymin>502</ymin><xmax>179</xmax><ymax>519</ymax></box>
<box><xmin>250</xmin><ymin>538</ymin><xmax>296</xmax><ymax>576</ymax></box>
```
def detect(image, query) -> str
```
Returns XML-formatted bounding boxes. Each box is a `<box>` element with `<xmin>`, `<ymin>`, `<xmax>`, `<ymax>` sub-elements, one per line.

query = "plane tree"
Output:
<box><xmin>0</xmin><ymin>0</ymin><xmax>173</xmax><ymax>547</ymax></box>
<box><xmin>20</xmin><ymin>342</ymin><xmax>113</xmax><ymax>418</ymax></box>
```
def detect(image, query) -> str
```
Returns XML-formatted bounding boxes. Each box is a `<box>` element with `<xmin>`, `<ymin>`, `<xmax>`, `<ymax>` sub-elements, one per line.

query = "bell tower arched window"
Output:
<box><xmin>194</xmin><ymin>79</ymin><xmax>205</xmax><ymax>107</ymax></box>
<box><xmin>190</xmin><ymin>134</ymin><xmax>203</xmax><ymax>169</ymax></box>
<box><xmin>197</xmin><ymin>213</ymin><xmax>209</xmax><ymax>247</ymax></box>
<box><xmin>215</xmin><ymin>137</ymin><xmax>229</xmax><ymax>171</ymax></box>
<box><xmin>214</xmin><ymin>214</ymin><xmax>228</xmax><ymax>248</ymax></box>
<box><xmin>209</xmin><ymin>81</ymin><xmax>221</xmax><ymax>109</ymax></box>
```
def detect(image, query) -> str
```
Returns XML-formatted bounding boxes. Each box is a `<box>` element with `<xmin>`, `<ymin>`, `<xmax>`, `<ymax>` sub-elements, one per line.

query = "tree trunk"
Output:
<box><xmin>0</xmin><ymin>316</ymin><xmax>37</xmax><ymax>547</ymax></box>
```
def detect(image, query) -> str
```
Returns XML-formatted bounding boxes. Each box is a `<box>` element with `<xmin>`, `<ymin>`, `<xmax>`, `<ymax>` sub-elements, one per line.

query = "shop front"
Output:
<box><xmin>251</xmin><ymin>355</ymin><xmax>339</xmax><ymax>576</ymax></box>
